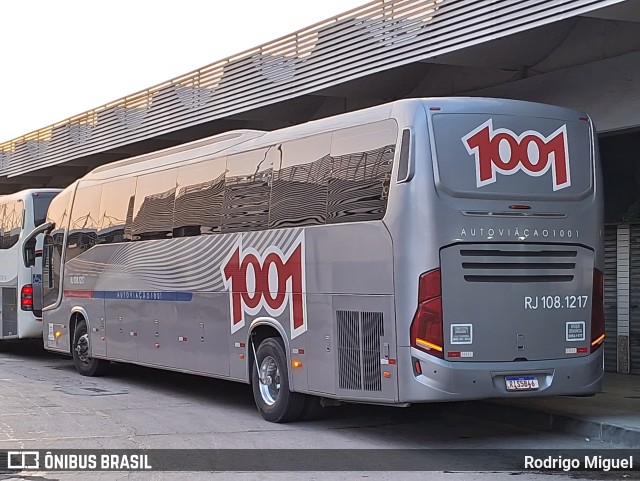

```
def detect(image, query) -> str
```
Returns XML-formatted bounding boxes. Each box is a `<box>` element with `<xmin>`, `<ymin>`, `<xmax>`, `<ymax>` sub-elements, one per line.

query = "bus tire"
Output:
<box><xmin>72</xmin><ymin>320</ymin><xmax>107</xmax><ymax>377</ymax></box>
<box><xmin>252</xmin><ymin>337</ymin><xmax>305</xmax><ymax>423</ymax></box>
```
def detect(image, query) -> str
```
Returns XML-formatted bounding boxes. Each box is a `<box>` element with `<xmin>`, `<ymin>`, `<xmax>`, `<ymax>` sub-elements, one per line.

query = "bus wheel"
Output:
<box><xmin>72</xmin><ymin>320</ymin><xmax>107</xmax><ymax>377</ymax></box>
<box><xmin>252</xmin><ymin>338</ymin><xmax>305</xmax><ymax>423</ymax></box>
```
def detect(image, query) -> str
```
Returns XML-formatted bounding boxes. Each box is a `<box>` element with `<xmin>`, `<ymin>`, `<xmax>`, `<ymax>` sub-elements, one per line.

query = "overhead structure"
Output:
<box><xmin>1</xmin><ymin>0</ymin><xmax>639</xmax><ymax>193</ymax></box>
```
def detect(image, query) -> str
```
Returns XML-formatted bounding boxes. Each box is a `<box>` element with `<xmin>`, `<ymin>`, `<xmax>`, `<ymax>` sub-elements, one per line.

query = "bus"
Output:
<box><xmin>23</xmin><ymin>98</ymin><xmax>604</xmax><ymax>422</ymax></box>
<box><xmin>0</xmin><ymin>189</ymin><xmax>60</xmax><ymax>340</ymax></box>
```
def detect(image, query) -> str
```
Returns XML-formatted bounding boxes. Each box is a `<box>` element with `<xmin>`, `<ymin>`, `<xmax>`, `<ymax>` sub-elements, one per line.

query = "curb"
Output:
<box><xmin>453</xmin><ymin>401</ymin><xmax>640</xmax><ymax>448</ymax></box>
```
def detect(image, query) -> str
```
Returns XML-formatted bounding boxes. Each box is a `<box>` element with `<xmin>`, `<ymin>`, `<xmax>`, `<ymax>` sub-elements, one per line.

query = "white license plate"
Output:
<box><xmin>505</xmin><ymin>376</ymin><xmax>539</xmax><ymax>391</ymax></box>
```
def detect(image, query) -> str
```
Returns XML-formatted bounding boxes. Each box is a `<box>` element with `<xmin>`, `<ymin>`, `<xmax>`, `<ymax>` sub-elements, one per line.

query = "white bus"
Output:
<box><xmin>24</xmin><ymin>98</ymin><xmax>603</xmax><ymax>422</ymax></box>
<box><xmin>0</xmin><ymin>189</ymin><xmax>60</xmax><ymax>340</ymax></box>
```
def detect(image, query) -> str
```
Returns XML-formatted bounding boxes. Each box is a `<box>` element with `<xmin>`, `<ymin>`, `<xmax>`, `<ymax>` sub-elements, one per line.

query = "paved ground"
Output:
<box><xmin>0</xmin><ymin>340</ymin><xmax>636</xmax><ymax>480</ymax></box>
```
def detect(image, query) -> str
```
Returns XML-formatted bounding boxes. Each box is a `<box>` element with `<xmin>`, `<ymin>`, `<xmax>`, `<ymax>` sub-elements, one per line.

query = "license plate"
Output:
<box><xmin>505</xmin><ymin>376</ymin><xmax>539</xmax><ymax>391</ymax></box>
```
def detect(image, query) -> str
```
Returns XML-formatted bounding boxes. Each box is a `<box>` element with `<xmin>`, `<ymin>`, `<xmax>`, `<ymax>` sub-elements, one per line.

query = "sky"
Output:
<box><xmin>0</xmin><ymin>0</ymin><xmax>368</xmax><ymax>143</ymax></box>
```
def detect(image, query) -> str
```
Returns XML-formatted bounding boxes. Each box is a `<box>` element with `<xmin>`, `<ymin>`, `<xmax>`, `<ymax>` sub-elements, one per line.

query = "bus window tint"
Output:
<box><xmin>132</xmin><ymin>170</ymin><xmax>177</xmax><ymax>241</ymax></box>
<box><xmin>67</xmin><ymin>185</ymin><xmax>102</xmax><ymax>261</ymax></box>
<box><xmin>327</xmin><ymin>120</ymin><xmax>397</xmax><ymax>223</ymax></box>
<box><xmin>33</xmin><ymin>193</ymin><xmax>58</xmax><ymax>227</ymax></box>
<box><xmin>222</xmin><ymin>148</ymin><xmax>272</xmax><ymax>233</ymax></box>
<box><xmin>174</xmin><ymin>157</ymin><xmax>226</xmax><ymax>237</ymax></box>
<box><xmin>270</xmin><ymin>134</ymin><xmax>331</xmax><ymax>229</ymax></box>
<box><xmin>43</xmin><ymin>190</ymin><xmax>71</xmax><ymax>308</ymax></box>
<box><xmin>98</xmin><ymin>178</ymin><xmax>136</xmax><ymax>244</ymax></box>
<box><xmin>1</xmin><ymin>200</ymin><xmax>24</xmax><ymax>249</ymax></box>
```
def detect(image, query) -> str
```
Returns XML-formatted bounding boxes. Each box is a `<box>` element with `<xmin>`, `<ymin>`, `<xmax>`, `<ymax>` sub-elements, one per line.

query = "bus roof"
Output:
<box><xmin>79</xmin><ymin>100</ymin><xmax>399</xmax><ymax>182</ymax></box>
<box><xmin>78</xmin><ymin>97</ymin><xmax>588</xmax><ymax>183</ymax></box>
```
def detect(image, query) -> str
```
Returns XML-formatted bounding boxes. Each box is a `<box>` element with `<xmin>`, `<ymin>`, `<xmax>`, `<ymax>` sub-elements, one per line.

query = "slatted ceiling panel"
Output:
<box><xmin>13</xmin><ymin>89</ymin><xmax>188</xmax><ymax>171</ymax></box>
<box><xmin>1</xmin><ymin>0</ymin><xmax>623</xmax><ymax>178</ymax></box>
<box><xmin>604</xmin><ymin>224</ymin><xmax>618</xmax><ymax>372</ymax></box>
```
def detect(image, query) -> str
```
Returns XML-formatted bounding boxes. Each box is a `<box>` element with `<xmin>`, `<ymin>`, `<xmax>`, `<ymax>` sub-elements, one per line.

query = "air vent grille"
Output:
<box><xmin>460</xmin><ymin>248</ymin><xmax>577</xmax><ymax>283</ymax></box>
<box><xmin>337</xmin><ymin>310</ymin><xmax>384</xmax><ymax>391</ymax></box>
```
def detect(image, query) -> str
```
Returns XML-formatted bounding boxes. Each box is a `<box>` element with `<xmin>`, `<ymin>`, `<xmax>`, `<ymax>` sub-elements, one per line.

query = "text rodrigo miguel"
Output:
<box><xmin>525</xmin><ymin>455</ymin><xmax>634</xmax><ymax>472</ymax></box>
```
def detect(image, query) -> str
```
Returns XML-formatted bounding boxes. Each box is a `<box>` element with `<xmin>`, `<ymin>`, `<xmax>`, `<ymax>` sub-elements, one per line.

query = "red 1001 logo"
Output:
<box><xmin>221</xmin><ymin>233</ymin><xmax>307</xmax><ymax>339</ymax></box>
<box><xmin>462</xmin><ymin>119</ymin><xmax>571</xmax><ymax>191</ymax></box>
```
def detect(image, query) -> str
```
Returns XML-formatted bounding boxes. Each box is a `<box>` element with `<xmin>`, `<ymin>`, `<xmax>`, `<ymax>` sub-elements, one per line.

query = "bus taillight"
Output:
<box><xmin>410</xmin><ymin>269</ymin><xmax>443</xmax><ymax>358</ymax></box>
<box><xmin>21</xmin><ymin>284</ymin><xmax>34</xmax><ymax>311</ymax></box>
<box><xmin>591</xmin><ymin>268</ymin><xmax>605</xmax><ymax>352</ymax></box>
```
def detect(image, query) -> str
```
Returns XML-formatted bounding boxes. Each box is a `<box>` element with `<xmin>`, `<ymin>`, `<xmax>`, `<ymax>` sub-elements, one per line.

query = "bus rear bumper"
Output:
<box><xmin>399</xmin><ymin>346</ymin><xmax>604</xmax><ymax>403</ymax></box>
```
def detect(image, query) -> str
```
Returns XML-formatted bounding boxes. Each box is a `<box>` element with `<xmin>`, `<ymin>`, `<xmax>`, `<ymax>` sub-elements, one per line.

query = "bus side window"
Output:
<box><xmin>132</xmin><ymin>170</ymin><xmax>177</xmax><ymax>241</ymax></box>
<box><xmin>97</xmin><ymin>178</ymin><xmax>137</xmax><ymax>244</ymax></box>
<box><xmin>397</xmin><ymin>129</ymin><xmax>412</xmax><ymax>183</ymax></box>
<box><xmin>327</xmin><ymin>119</ymin><xmax>398</xmax><ymax>224</ymax></box>
<box><xmin>0</xmin><ymin>200</ymin><xmax>24</xmax><ymax>249</ymax></box>
<box><xmin>222</xmin><ymin>148</ymin><xmax>272</xmax><ymax>233</ymax></box>
<box><xmin>174</xmin><ymin>157</ymin><xmax>226</xmax><ymax>237</ymax></box>
<box><xmin>67</xmin><ymin>185</ymin><xmax>102</xmax><ymax>261</ymax></box>
<box><xmin>270</xmin><ymin>134</ymin><xmax>331</xmax><ymax>229</ymax></box>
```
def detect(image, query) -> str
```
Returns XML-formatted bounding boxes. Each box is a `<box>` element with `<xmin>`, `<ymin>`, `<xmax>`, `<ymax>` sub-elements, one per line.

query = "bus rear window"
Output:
<box><xmin>432</xmin><ymin>113</ymin><xmax>593</xmax><ymax>200</ymax></box>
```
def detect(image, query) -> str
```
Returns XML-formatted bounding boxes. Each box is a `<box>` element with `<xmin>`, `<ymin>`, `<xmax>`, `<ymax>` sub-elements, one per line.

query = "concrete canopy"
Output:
<box><xmin>0</xmin><ymin>0</ymin><xmax>638</xmax><ymax>194</ymax></box>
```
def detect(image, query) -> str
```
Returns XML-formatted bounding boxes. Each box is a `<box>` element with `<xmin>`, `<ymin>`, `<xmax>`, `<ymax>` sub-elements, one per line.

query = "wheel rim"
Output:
<box><xmin>258</xmin><ymin>355</ymin><xmax>281</xmax><ymax>406</ymax></box>
<box><xmin>75</xmin><ymin>333</ymin><xmax>90</xmax><ymax>365</ymax></box>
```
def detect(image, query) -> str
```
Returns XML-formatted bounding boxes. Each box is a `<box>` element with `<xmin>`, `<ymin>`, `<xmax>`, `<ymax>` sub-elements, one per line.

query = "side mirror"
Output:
<box><xmin>22</xmin><ymin>221</ymin><xmax>54</xmax><ymax>268</ymax></box>
<box><xmin>24</xmin><ymin>237</ymin><xmax>37</xmax><ymax>268</ymax></box>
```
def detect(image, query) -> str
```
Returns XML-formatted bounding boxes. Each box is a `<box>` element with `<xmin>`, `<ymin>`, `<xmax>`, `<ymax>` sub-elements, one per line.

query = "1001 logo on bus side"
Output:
<box><xmin>221</xmin><ymin>233</ymin><xmax>307</xmax><ymax>339</ymax></box>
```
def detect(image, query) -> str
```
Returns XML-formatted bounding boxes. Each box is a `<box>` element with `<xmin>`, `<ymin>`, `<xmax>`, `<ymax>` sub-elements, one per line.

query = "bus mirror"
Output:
<box><xmin>24</xmin><ymin>238</ymin><xmax>36</xmax><ymax>268</ymax></box>
<box><xmin>22</xmin><ymin>221</ymin><xmax>54</xmax><ymax>268</ymax></box>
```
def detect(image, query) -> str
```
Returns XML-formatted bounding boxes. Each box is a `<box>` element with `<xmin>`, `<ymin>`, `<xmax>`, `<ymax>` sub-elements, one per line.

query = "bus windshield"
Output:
<box><xmin>33</xmin><ymin>193</ymin><xmax>59</xmax><ymax>227</ymax></box>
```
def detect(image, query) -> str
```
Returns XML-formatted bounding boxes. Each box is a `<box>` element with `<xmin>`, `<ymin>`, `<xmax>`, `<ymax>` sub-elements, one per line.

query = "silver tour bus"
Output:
<box><xmin>24</xmin><ymin>98</ymin><xmax>604</xmax><ymax>422</ymax></box>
